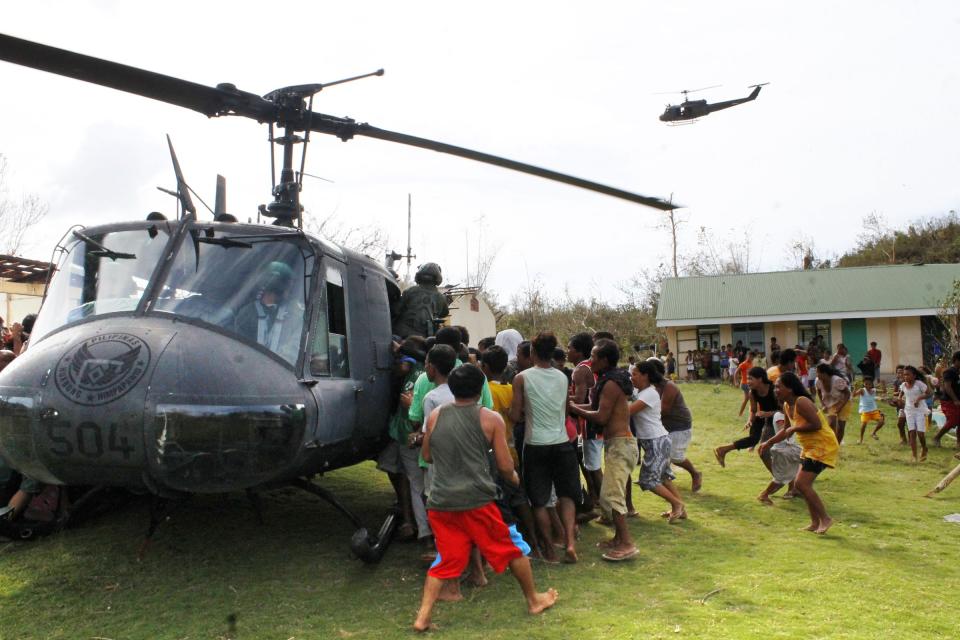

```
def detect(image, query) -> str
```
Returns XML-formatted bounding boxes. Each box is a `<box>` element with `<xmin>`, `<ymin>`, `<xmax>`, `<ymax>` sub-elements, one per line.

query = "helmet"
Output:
<box><xmin>415</xmin><ymin>262</ymin><xmax>443</xmax><ymax>286</ymax></box>
<box><xmin>262</xmin><ymin>261</ymin><xmax>294</xmax><ymax>294</ymax></box>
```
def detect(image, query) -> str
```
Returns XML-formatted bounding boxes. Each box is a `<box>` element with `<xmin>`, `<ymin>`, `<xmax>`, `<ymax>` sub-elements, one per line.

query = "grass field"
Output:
<box><xmin>2</xmin><ymin>383</ymin><xmax>959</xmax><ymax>639</ymax></box>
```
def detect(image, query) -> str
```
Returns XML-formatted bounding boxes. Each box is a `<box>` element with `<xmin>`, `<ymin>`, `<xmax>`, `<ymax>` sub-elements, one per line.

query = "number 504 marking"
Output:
<box><xmin>47</xmin><ymin>422</ymin><xmax>135</xmax><ymax>460</ymax></box>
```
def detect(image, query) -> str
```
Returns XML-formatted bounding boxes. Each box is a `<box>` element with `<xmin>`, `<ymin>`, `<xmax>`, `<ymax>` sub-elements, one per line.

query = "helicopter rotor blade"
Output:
<box><xmin>0</xmin><ymin>33</ymin><xmax>275</xmax><ymax>120</ymax></box>
<box><xmin>0</xmin><ymin>32</ymin><xmax>679</xmax><ymax>211</ymax></box>
<box><xmin>348</xmin><ymin>125</ymin><xmax>678</xmax><ymax>210</ymax></box>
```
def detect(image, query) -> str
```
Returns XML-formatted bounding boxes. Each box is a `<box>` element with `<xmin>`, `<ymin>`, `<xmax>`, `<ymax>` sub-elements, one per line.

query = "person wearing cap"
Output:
<box><xmin>393</xmin><ymin>262</ymin><xmax>449</xmax><ymax>339</ymax></box>
<box><xmin>235</xmin><ymin>261</ymin><xmax>302</xmax><ymax>362</ymax></box>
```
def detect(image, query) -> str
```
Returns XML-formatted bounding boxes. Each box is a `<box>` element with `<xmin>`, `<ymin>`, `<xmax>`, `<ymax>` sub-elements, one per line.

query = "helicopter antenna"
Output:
<box><xmin>166</xmin><ymin>135</ymin><xmax>196</xmax><ymax>220</ymax></box>
<box><xmin>405</xmin><ymin>193</ymin><xmax>416</xmax><ymax>280</ymax></box>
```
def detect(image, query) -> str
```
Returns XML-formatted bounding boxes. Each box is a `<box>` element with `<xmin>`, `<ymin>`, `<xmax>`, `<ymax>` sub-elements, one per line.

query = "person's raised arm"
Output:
<box><xmin>508</xmin><ymin>374</ymin><xmax>525</xmax><ymax>424</ymax></box>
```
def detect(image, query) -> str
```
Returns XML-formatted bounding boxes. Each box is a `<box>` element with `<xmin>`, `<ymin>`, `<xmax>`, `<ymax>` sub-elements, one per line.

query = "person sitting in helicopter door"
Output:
<box><xmin>414</xmin><ymin>364</ymin><xmax>557</xmax><ymax>632</ymax></box>
<box><xmin>392</xmin><ymin>262</ymin><xmax>449</xmax><ymax>339</ymax></box>
<box><xmin>234</xmin><ymin>261</ymin><xmax>302</xmax><ymax>361</ymax></box>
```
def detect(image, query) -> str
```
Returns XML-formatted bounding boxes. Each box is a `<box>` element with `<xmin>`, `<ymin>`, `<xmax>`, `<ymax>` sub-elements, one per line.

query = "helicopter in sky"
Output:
<box><xmin>0</xmin><ymin>33</ymin><xmax>677</xmax><ymax>559</ymax></box>
<box><xmin>658</xmin><ymin>83</ymin><xmax>768</xmax><ymax>124</ymax></box>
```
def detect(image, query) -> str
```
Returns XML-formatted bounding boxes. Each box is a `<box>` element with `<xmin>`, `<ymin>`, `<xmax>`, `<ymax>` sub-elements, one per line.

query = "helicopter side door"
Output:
<box><xmin>343</xmin><ymin>260</ymin><xmax>393</xmax><ymax>445</ymax></box>
<box><xmin>304</xmin><ymin>259</ymin><xmax>357</xmax><ymax>451</ymax></box>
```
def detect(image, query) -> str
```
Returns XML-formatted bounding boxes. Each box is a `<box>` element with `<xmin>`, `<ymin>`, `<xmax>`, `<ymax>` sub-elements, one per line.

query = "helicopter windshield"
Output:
<box><xmin>151</xmin><ymin>226</ymin><xmax>314</xmax><ymax>366</ymax></box>
<box><xmin>31</xmin><ymin>226</ymin><xmax>175</xmax><ymax>342</ymax></box>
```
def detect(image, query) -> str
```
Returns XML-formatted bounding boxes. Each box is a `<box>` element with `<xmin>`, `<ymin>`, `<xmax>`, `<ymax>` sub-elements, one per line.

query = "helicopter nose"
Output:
<box><xmin>144</xmin><ymin>324</ymin><xmax>309</xmax><ymax>493</ymax></box>
<box><xmin>0</xmin><ymin>318</ymin><xmax>311</xmax><ymax>494</ymax></box>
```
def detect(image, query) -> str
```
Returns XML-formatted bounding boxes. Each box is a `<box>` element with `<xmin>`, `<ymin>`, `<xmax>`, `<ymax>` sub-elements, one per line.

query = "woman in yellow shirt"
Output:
<box><xmin>759</xmin><ymin>372</ymin><xmax>839</xmax><ymax>535</ymax></box>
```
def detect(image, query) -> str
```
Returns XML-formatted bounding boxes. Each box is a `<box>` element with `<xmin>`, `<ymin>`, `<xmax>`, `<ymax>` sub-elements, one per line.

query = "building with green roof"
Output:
<box><xmin>656</xmin><ymin>263</ymin><xmax>960</xmax><ymax>375</ymax></box>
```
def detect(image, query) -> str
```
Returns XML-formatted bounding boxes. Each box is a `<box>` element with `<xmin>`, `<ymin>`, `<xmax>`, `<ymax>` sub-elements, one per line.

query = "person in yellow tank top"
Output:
<box><xmin>759</xmin><ymin>372</ymin><xmax>839</xmax><ymax>535</ymax></box>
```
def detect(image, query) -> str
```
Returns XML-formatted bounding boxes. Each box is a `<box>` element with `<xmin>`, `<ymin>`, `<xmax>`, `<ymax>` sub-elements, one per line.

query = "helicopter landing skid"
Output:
<box><xmin>291</xmin><ymin>477</ymin><xmax>399</xmax><ymax>564</ymax></box>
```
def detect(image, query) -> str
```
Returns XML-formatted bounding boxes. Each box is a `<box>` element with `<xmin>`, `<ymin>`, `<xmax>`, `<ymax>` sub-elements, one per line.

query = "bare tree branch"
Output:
<box><xmin>0</xmin><ymin>155</ymin><xmax>49</xmax><ymax>255</ymax></box>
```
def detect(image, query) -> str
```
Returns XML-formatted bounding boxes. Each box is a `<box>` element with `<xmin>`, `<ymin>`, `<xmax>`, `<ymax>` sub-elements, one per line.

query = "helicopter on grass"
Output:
<box><xmin>0</xmin><ymin>33</ymin><xmax>677</xmax><ymax>560</ymax></box>
<box><xmin>658</xmin><ymin>83</ymin><xmax>768</xmax><ymax>124</ymax></box>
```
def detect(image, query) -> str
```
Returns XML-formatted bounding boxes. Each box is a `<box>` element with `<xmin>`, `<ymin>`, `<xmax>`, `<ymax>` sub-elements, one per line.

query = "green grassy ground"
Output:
<box><xmin>2</xmin><ymin>384</ymin><xmax>959</xmax><ymax>639</ymax></box>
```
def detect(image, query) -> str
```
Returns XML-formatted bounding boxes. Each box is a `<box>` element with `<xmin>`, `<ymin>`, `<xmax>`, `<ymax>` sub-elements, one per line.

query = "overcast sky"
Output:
<box><xmin>2</xmin><ymin>1</ymin><xmax>959</xmax><ymax>303</ymax></box>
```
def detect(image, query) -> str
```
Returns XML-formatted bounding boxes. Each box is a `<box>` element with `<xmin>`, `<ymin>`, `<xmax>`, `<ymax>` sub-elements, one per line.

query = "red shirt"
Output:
<box><xmin>867</xmin><ymin>348</ymin><xmax>882</xmax><ymax>366</ymax></box>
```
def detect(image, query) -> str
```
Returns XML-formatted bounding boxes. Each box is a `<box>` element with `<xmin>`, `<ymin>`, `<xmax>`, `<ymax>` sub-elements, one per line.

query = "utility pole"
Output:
<box><xmin>668</xmin><ymin>193</ymin><xmax>679</xmax><ymax>277</ymax></box>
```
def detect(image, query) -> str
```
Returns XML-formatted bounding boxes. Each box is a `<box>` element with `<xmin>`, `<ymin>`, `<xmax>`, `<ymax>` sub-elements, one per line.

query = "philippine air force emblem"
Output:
<box><xmin>55</xmin><ymin>333</ymin><xmax>151</xmax><ymax>406</ymax></box>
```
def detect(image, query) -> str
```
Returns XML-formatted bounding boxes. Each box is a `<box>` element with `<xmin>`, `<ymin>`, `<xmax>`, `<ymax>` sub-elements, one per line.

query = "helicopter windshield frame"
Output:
<box><xmin>30</xmin><ymin>220</ymin><xmax>323</xmax><ymax>371</ymax></box>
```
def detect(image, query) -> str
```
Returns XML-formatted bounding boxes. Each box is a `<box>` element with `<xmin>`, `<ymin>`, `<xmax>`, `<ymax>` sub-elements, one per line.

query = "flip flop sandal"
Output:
<box><xmin>602</xmin><ymin>548</ymin><xmax>638</xmax><ymax>562</ymax></box>
<box><xmin>713</xmin><ymin>448</ymin><xmax>726</xmax><ymax>468</ymax></box>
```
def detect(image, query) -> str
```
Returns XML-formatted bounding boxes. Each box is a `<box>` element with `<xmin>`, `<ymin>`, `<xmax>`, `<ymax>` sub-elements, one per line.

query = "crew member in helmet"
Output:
<box><xmin>392</xmin><ymin>262</ymin><xmax>449</xmax><ymax>338</ymax></box>
<box><xmin>235</xmin><ymin>261</ymin><xmax>303</xmax><ymax>362</ymax></box>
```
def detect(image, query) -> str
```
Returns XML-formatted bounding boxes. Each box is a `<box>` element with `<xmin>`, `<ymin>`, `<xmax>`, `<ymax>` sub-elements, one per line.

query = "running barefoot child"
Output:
<box><xmin>568</xmin><ymin>339</ymin><xmax>640</xmax><ymax>561</ymax></box>
<box><xmin>901</xmin><ymin>365</ymin><xmax>932</xmax><ymax>462</ymax></box>
<box><xmin>629</xmin><ymin>362</ymin><xmax>686</xmax><ymax>522</ymax></box>
<box><xmin>759</xmin><ymin>372</ymin><xmax>839</xmax><ymax>535</ymax></box>
<box><xmin>756</xmin><ymin>411</ymin><xmax>801</xmax><ymax>504</ymax></box>
<box><xmin>815</xmin><ymin>363</ymin><xmax>852</xmax><ymax>443</ymax></box>
<box><xmin>854</xmin><ymin>376</ymin><xmax>885</xmax><ymax>443</ymax></box>
<box><xmin>736</xmin><ymin>352</ymin><xmax>755</xmax><ymax>416</ymax></box>
<box><xmin>414</xmin><ymin>364</ymin><xmax>557</xmax><ymax>631</ymax></box>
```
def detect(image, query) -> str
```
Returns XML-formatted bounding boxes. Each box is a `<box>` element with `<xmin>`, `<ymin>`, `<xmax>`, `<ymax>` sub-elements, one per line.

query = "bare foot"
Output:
<box><xmin>756</xmin><ymin>495</ymin><xmax>774</xmax><ymax>506</ymax></box>
<box><xmin>437</xmin><ymin>581</ymin><xmax>464</xmax><ymax>602</ymax></box>
<box><xmin>692</xmin><ymin>471</ymin><xmax>703</xmax><ymax>493</ymax></box>
<box><xmin>667</xmin><ymin>507</ymin><xmax>686</xmax><ymax>523</ymax></box>
<box><xmin>528</xmin><ymin>588</ymin><xmax>559</xmax><ymax>615</ymax></box>
<box><xmin>659</xmin><ymin>510</ymin><xmax>671</xmax><ymax>518</ymax></box>
<box><xmin>563</xmin><ymin>547</ymin><xmax>578</xmax><ymax>564</ymax></box>
<box><xmin>814</xmin><ymin>517</ymin><xmax>833</xmax><ymax>535</ymax></box>
<box><xmin>799</xmin><ymin>523</ymin><xmax>818</xmax><ymax>532</ymax></box>
<box><xmin>920</xmin><ymin>449</ymin><xmax>928</xmax><ymax>462</ymax></box>
<box><xmin>857</xmin><ymin>439</ymin><xmax>863</xmax><ymax>445</ymax></box>
<box><xmin>412</xmin><ymin>619</ymin><xmax>437</xmax><ymax>633</ymax></box>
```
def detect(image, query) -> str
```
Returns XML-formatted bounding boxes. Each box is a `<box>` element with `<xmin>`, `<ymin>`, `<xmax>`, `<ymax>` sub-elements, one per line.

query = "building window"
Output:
<box><xmin>697</xmin><ymin>325</ymin><xmax>720</xmax><ymax>350</ymax></box>
<box><xmin>731</xmin><ymin>323</ymin><xmax>764</xmax><ymax>354</ymax></box>
<box><xmin>798</xmin><ymin>320</ymin><xmax>831</xmax><ymax>351</ymax></box>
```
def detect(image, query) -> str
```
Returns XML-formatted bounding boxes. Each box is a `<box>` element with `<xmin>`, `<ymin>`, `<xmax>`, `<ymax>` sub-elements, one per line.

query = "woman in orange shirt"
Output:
<box><xmin>759</xmin><ymin>372</ymin><xmax>839</xmax><ymax>535</ymax></box>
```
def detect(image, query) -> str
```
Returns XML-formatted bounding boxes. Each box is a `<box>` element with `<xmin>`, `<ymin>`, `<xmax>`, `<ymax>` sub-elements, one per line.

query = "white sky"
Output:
<box><xmin>2</xmin><ymin>1</ymin><xmax>959</xmax><ymax>303</ymax></box>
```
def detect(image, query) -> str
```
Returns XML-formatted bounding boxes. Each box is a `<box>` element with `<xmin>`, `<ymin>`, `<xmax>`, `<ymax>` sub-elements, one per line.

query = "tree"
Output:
<box><xmin>681</xmin><ymin>226</ymin><xmax>753</xmax><ymax>276</ymax></box>
<box><xmin>937</xmin><ymin>278</ymin><xmax>960</xmax><ymax>356</ymax></box>
<box><xmin>0</xmin><ymin>154</ymin><xmax>49</xmax><ymax>255</ymax></box>
<box><xmin>303</xmin><ymin>210</ymin><xmax>390</xmax><ymax>257</ymax></box>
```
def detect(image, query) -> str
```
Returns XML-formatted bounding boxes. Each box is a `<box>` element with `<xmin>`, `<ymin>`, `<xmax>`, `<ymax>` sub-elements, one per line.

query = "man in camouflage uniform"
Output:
<box><xmin>393</xmin><ymin>263</ymin><xmax>449</xmax><ymax>338</ymax></box>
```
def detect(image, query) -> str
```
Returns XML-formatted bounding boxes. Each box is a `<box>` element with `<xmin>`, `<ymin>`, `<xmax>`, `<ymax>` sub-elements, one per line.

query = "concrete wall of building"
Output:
<box><xmin>446</xmin><ymin>293</ymin><xmax>496</xmax><ymax>348</ymax></box>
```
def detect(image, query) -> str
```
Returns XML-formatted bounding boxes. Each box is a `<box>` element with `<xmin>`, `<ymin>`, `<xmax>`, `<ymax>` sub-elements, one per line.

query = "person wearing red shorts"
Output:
<box><xmin>413</xmin><ymin>364</ymin><xmax>557</xmax><ymax>632</ymax></box>
<box><xmin>933</xmin><ymin>351</ymin><xmax>960</xmax><ymax>450</ymax></box>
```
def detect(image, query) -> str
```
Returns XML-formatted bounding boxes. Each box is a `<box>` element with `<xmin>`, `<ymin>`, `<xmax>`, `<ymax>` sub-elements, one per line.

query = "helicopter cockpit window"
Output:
<box><xmin>152</xmin><ymin>228</ymin><xmax>314</xmax><ymax>366</ymax></box>
<box><xmin>31</xmin><ymin>227</ymin><xmax>173</xmax><ymax>342</ymax></box>
<box><xmin>309</xmin><ymin>264</ymin><xmax>349</xmax><ymax>377</ymax></box>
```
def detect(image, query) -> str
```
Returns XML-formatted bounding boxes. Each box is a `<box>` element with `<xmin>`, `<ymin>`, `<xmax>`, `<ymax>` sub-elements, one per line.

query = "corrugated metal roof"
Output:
<box><xmin>656</xmin><ymin>263</ymin><xmax>960</xmax><ymax>323</ymax></box>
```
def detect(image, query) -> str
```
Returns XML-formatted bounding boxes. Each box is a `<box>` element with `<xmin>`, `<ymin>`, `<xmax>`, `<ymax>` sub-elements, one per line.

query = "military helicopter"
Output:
<box><xmin>659</xmin><ymin>83</ymin><xmax>768</xmax><ymax>124</ymax></box>
<box><xmin>0</xmin><ymin>33</ymin><xmax>677</xmax><ymax>559</ymax></box>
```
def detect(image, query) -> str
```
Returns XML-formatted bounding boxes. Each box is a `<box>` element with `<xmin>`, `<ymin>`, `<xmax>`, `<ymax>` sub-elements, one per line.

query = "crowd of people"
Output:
<box><xmin>385</xmin><ymin>301</ymin><xmax>708</xmax><ymax>629</ymax></box>
<box><xmin>385</xmin><ymin>287</ymin><xmax>960</xmax><ymax>629</ymax></box>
